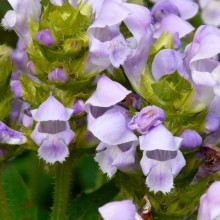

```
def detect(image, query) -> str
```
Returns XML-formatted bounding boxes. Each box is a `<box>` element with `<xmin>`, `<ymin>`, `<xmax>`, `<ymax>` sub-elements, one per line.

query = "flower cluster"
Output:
<box><xmin>1</xmin><ymin>0</ymin><xmax>220</xmax><ymax>219</ymax></box>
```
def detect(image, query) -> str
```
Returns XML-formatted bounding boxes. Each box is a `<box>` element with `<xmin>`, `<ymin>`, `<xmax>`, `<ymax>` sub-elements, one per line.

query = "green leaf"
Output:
<box><xmin>150</xmin><ymin>32</ymin><xmax>174</xmax><ymax>55</ymax></box>
<box><xmin>20</xmin><ymin>73</ymin><xmax>50</xmax><ymax>108</ymax></box>
<box><xmin>68</xmin><ymin>180</ymin><xmax>119</xmax><ymax>220</ymax></box>
<box><xmin>3</xmin><ymin>165</ymin><xmax>38</xmax><ymax>220</ymax></box>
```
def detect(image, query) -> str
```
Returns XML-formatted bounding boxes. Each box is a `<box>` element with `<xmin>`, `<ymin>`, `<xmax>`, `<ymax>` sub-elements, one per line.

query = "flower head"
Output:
<box><xmin>31</xmin><ymin>94</ymin><xmax>74</xmax><ymax>164</ymax></box>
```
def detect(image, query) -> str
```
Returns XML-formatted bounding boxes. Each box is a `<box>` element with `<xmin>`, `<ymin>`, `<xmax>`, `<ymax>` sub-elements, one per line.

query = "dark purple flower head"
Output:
<box><xmin>36</xmin><ymin>29</ymin><xmax>54</xmax><ymax>46</ymax></box>
<box><xmin>180</xmin><ymin>129</ymin><xmax>202</xmax><ymax>149</ymax></box>
<box><xmin>129</xmin><ymin>105</ymin><xmax>165</xmax><ymax>134</ymax></box>
<box><xmin>48</xmin><ymin>68</ymin><xmax>67</xmax><ymax>82</ymax></box>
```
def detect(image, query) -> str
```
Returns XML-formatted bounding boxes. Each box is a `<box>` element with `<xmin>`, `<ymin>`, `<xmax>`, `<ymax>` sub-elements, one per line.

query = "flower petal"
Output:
<box><xmin>38</xmin><ymin>137</ymin><xmax>69</xmax><ymax>164</ymax></box>
<box><xmin>85</xmin><ymin>76</ymin><xmax>131</xmax><ymax>108</ymax></box>
<box><xmin>31</xmin><ymin>95</ymin><xmax>73</xmax><ymax>121</ymax></box>
<box><xmin>146</xmin><ymin>164</ymin><xmax>174</xmax><ymax>193</ymax></box>
<box><xmin>139</xmin><ymin>124</ymin><xmax>182</xmax><ymax>151</ymax></box>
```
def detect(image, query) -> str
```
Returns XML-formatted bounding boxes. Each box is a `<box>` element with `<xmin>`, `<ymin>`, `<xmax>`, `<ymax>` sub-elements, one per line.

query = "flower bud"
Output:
<box><xmin>72</xmin><ymin>99</ymin><xmax>84</xmax><ymax>115</ymax></box>
<box><xmin>180</xmin><ymin>129</ymin><xmax>202</xmax><ymax>149</ymax></box>
<box><xmin>48</xmin><ymin>68</ymin><xmax>67</xmax><ymax>82</ymax></box>
<box><xmin>129</xmin><ymin>105</ymin><xmax>165</xmax><ymax>134</ymax></box>
<box><xmin>36</xmin><ymin>29</ymin><xmax>54</xmax><ymax>46</ymax></box>
<box><xmin>27</xmin><ymin>61</ymin><xmax>36</xmax><ymax>75</ymax></box>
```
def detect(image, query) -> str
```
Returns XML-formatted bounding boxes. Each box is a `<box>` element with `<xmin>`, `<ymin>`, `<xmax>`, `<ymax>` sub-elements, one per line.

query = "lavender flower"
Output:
<box><xmin>151</xmin><ymin>0</ymin><xmax>197</xmax><ymax>41</ymax></box>
<box><xmin>98</xmin><ymin>200</ymin><xmax>142</xmax><ymax>220</ymax></box>
<box><xmin>140</xmin><ymin>124</ymin><xmax>185</xmax><ymax>193</ymax></box>
<box><xmin>50</xmin><ymin>0</ymin><xmax>78</xmax><ymax>7</ymax></box>
<box><xmin>87</xmin><ymin>0</ymin><xmax>152</xmax><ymax>88</ymax></box>
<box><xmin>85</xmin><ymin>76</ymin><xmax>138</xmax><ymax>176</ymax></box>
<box><xmin>1</xmin><ymin>0</ymin><xmax>41</xmax><ymax>44</ymax></box>
<box><xmin>198</xmin><ymin>181</ymin><xmax>220</xmax><ymax>220</ymax></box>
<box><xmin>199</xmin><ymin>0</ymin><xmax>220</xmax><ymax>27</ymax></box>
<box><xmin>31</xmin><ymin>94</ymin><xmax>74</xmax><ymax>164</ymax></box>
<box><xmin>129</xmin><ymin>105</ymin><xmax>165</xmax><ymax>134</ymax></box>
<box><xmin>0</xmin><ymin>121</ymin><xmax>27</xmax><ymax>145</ymax></box>
<box><xmin>36</xmin><ymin>29</ymin><xmax>54</xmax><ymax>46</ymax></box>
<box><xmin>180</xmin><ymin>129</ymin><xmax>202</xmax><ymax>149</ymax></box>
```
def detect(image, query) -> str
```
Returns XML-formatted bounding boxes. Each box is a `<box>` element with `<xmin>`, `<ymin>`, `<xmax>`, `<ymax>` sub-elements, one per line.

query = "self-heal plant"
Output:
<box><xmin>31</xmin><ymin>94</ymin><xmax>74</xmax><ymax>164</ymax></box>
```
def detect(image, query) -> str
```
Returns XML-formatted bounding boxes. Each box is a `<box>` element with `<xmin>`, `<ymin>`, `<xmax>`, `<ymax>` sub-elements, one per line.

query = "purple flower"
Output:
<box><xmin>140</xmin><ymin>124</ymin><xmax>185</xmax><ymax>193</ymax></box>
<box><xmin>199</xmin><ymin>0</ymin><xmax>220</xmax><ymax>27</ymax></box>
<box><xmin>129</xmin><ymin>105</ymin><xmax>165</xmax><ymax>134</ymax></box>
<box><xmin>27</xmin><ymin>61</ymin><xmax>36</xmax><ymax>75</ymax></box>
<box><xmin>180</xmin><ymin>129</ymin><xmax>202</xmax><ymax>149</ymax></box>
<box><xmin>95</xmin><ymin>141</ymin><xmax>138</xmax><ymax>178</ymax></box>
<box><xmin>10</xmin><ymin>80</ymin><xmax>22</xmax><ymax>98</ymax></box>
<box><xmin>152</xmin><ymin>49</ymin><xmax>184</xmax><ymax>81</ymax></box>
<box><xmin>11</xmin><ymin>99</ymin><xmax>33</xmax><ymax>129</ymax></box>
<box><xmin>98</xmin><ymin>200</ymin><xmax>141</xmax><ymax>220</ymax></box>
<box><xmin>31</xmin><ymin>94</ymin><xmax>74</xmax><ymax>164</ymax></box>
<box><xmin>87</xmin><ymin>1</ymin><xmax>152</xmax><ymax>88</ymax></box>
<box><xmin>198</xmin><ymin>181</ymin><xmax>220</xmax><ymax>220</ymax></box>
<box><xmin>48</xmin><ymin>68</ymin><xmax>67</xmax><ymax>82</ymax></box>
<box><xmin>0</xmin><ymin>121</ymin><xmax>27</xmax><ymax>145</ymax></box>
<box><xmin>85</xmin><ymin>76</ymin><xmax>138</xmax><ymax>176</ymax></box>
<box><xmin>151</xmin><ymin>0</ymin><xmax>196</xmax><ymax>40</ymax></box>
<box><xmin>36</xmin><ymin>29</ymin><xmax>54</xmax><ymax>46</ymax></box>
<box><xmin>49</xmin><ymin>0</ymin><xmax>78</xmax><ymax>7</ymax></box>
<box><xmin>1</xmin><ymin>0</ymin><xmax>41</xmax><ymax>44</ymax></box>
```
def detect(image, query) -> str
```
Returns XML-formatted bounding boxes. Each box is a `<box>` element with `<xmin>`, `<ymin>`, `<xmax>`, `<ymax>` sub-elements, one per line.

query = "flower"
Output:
<box><xmin>85</xmin><ymin>76</ymin><xmax>138</xmax><ymax>176</ymax></box>
<box><xmin>98</xmin><ymin>200</ymin><xmax>142</xmax><ymax>220</ymax></box>
<box><xmin>198</xmin><ymin>181</ymin><xmax>220</xmax><ymax>220</ymax></box>
<box><xmin>129</xmin><ymin>105</ymin><xmax>165</xmax><ymax>134</ymax></box>
<box><xmin>2</xmin><ymin>0</ymin><xmax>41</xmax><ymax>44</ymax></box>
<box><xmin>31</xmin><ymin>94</ymin><xmax>74</xmax><ymax>164</ymax></box>
<box><xmin>87</xmin><ymin>0</ymin><xmax>152</xmax><ymax>88</ymax></box>
<box><xmin>140</xmin><ymin>124</ymin><xmax>185</xmax><ymax>193</ymax></box>
<box><xmin>199</xmin><ymin>0</ymin><xmax>220</xmax><ymax>27</ymax></box>
<box><xmin>0</xmin><ymin>121</ymin><xmax>27</xmax><ymax>145</ymax></box>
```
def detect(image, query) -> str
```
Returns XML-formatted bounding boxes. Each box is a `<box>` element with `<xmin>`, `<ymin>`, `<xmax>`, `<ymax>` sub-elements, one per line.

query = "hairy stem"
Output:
<box><xmin>51</xmin><ymin>158</ymin><xmax>73</xmax><ymax>220</ymax></box>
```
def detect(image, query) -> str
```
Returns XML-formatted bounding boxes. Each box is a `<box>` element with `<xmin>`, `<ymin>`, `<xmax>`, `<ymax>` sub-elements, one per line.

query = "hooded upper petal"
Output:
<box><xmin>139</xmin><ymin>124</ymin><xmax>182</xmax><ymax>151</ymax></box>
<box><xmin>89</xmin><ymin>107</ymin><xmax>137</xmax><ymax>145</ymax></box>
<box><xmin>31</xmin><ymin>95</ymin><xmax>73</xmax><ymax>121</ymax></box>
<box><xmin>85</xmin><ymin>76</ymin><xmax>131</xmax><ymax>108</ymax></box>
<box><xmin>98</xmin><ymin>200</ymin><xmax>137</xmax><ymax>220</ymax></box>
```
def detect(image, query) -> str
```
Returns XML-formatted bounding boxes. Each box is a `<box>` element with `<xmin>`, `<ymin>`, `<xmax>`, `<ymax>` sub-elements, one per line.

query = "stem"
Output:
<box><xmin>0</xmin><ymin>165</ymin><xmax>12</xmax><ymax>220</ymax></box>
<box><xmin>51</xmin><ymin>158</ymin><xmax>73</xmax><ymax>220</ymax></box>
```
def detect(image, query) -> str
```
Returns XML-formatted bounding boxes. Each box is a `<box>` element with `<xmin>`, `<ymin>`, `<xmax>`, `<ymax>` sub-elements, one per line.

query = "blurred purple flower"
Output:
<box><xmin>1</xmin><ymin>0</ymin><xmax>41</xmax><ymax>44</ymax></box>
<box><xmin>129</xmin><ymin>105</ymin><xmax>165</xmax><ymax>134</ymax></box>
<box><xmin>48</xmin><ymin>67</ymin><xmax>67</xmax><ymax>82</ymax></box>
<box><xmin>31</xmin><ymin>94</ymin><xmax>74</xmax><ymax>164</ymax></box>
<box><xmin>0</xmin><ymin>121</ymin><xmax>27</xmax><ymax>145</ymax></box>
<box><xmin>140</xmin><ymin>124</ymin><xmax>185</xmax><ymax>193</ymax></box>
<box><xmin>72</xmin><ymin>99</ymin><xmax>84</xmax><ymax>115</ymax></box>
<box><xmin>151</xmin><ymin>0</ymin><xmax>197</xmax><ymax>41</ymax></box>
<box><xmin>50</xmin><ymin>0</ymin><xmax>78</xmax><ymax>7</ymax></box>
<box><xmin>198</xmin><ymin>181</ymin><xmax>220</xmax><ymax>220</ymax></box>
<box><xmin>98</xmin><ymin>200</ymin><xmax>142</xmax><ymax>220</ymax></box>
<box><xmin>199</xmin><ymin>0</ymin><xmax>220</xmax><ymax>27</ymax></box>
<box><xmin>36</xmin><ymin>29</ymin><xmax>54</xmax><ymax>46</ymax></box>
